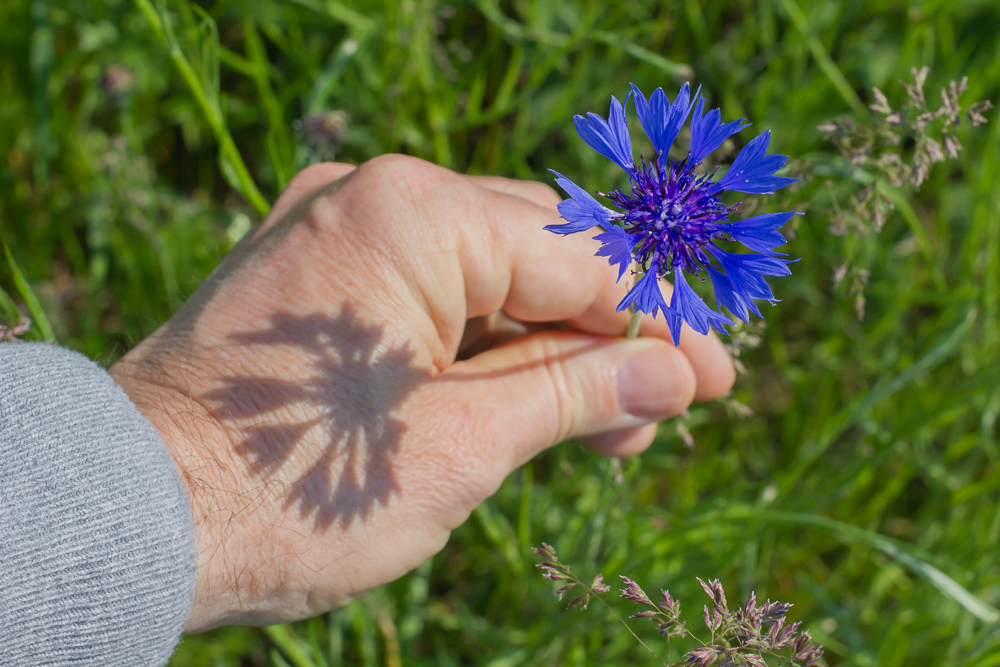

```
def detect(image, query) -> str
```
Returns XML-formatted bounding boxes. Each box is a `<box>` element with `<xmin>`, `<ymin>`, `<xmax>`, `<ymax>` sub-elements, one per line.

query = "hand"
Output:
<box><xmin>109</xmin><ymin>156</ymin><xmax>735</xmax><ymax>632</ymax></box>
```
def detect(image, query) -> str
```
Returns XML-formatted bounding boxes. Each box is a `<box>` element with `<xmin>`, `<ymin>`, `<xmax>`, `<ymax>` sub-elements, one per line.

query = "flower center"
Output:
<box><xmin>609</xmin><ymin>159</ymin><xmax>732</xmax><ymax>277</ymax></box>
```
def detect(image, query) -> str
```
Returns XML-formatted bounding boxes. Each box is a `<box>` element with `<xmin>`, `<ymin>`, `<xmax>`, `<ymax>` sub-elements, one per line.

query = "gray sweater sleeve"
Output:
<box><xmin>0</xmin><ymin>343</ymin><xmax>197</xmax><ymax>666</ymax></box>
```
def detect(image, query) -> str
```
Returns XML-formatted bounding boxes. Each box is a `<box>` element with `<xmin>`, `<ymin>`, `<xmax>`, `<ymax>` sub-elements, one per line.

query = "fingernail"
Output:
<box><xmin>617</xmin><ymin>345</ymin><xmax>691</xmax><ymax>420</ymax></box>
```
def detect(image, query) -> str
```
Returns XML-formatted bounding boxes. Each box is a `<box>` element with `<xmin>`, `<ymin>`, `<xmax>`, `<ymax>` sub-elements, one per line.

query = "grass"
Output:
<box><xmin>2</xmin><ymin>0</ymin><xmax>1000</xmax><ymax>664</ymax></box>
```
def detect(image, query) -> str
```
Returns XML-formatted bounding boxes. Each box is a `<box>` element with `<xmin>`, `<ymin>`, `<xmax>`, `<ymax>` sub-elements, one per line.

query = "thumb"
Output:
<box><xmin>438</xmin><ymin>331</ymin><xmax>696</xmax><ymax>471</ymax></box>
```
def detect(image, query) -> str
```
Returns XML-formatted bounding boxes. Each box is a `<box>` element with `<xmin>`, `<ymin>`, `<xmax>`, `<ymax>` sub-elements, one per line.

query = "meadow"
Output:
<box><xmin>2</xmin><ymin>0</ymin><xmax>1000</xmax><ymax>664</ymax></box>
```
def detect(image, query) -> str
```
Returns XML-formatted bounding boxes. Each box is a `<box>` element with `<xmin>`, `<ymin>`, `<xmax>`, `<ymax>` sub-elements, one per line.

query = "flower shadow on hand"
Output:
<box><xmin>200</xmin><ymin>304</ymin><xmax>426</xmax><ymax>531</ymax></box>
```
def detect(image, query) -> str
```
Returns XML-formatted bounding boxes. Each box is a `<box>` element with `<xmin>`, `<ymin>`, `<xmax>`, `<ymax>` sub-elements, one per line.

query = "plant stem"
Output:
<box><xmin>626</xmin><ymin>308</ymin><xmax>642</xmax><ymax>339</ymax></box>
<box><xmin>625</xmin><ymin>269</ymin><xmax>643</xmax><ymax>339</ymax></box>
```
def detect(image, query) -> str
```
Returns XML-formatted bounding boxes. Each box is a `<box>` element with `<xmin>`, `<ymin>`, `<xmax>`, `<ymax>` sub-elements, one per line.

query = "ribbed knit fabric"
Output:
<box><xmin>0</xmin><ymin>343</ymin><xmax>196</xmax><ymax>666</ymax></box>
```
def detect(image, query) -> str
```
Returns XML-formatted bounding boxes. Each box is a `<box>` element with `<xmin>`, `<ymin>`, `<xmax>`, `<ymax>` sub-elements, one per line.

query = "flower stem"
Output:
<box><xmin>626</xmin><ymin>308</ymin><xmax>642</xmax><ymax>339</ymax></box>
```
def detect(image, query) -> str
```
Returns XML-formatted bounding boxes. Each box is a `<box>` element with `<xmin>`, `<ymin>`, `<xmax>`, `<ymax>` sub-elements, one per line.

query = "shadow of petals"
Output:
<box><xmin>201</xmin><ymin>304</ymin><xmax>426</xmax><ymax>530</ymax></box>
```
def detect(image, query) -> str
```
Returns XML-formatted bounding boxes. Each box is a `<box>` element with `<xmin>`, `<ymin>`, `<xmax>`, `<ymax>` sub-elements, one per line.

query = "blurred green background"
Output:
<box><xmin>2</xmin><ymin>0</ymin><xmax>1000</xmax><ymax>665</ymax></box>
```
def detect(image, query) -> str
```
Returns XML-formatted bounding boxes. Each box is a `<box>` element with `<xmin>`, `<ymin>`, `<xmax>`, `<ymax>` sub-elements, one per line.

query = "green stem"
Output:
<box><xmin>625</xmin><ymin>308</ymin><xmax>642</xmax><ymax>339</ymax></box>
<box><xmin>625</xmin><ymin>269</ymin><xmax>644</xmax><ymax>339</ymax></box>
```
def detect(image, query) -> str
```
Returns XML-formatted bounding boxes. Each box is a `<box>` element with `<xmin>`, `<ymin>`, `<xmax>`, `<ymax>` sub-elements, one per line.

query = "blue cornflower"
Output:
<box><xmin>546</xmin><ymin>83</ymin><xmax>800</xmax><ymax>346</ymax></box>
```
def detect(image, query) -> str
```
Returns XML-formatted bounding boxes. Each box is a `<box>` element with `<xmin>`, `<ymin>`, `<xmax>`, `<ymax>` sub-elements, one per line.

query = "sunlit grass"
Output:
<box><xmin>2</xmin><ymin>0</ymin><xmax>999</xmax><ymax>665</ymax></box>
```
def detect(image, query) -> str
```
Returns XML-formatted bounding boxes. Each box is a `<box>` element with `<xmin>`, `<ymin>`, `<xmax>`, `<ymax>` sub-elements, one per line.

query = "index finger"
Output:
<box><xmin>467</xmin><ymin>174</ymin><xmax>735</xmax><ymax>400</ymax></box>
<box><xmin>336</xmin><ymin>155</ymin><xmax>617</xmax><ymax>328</ymax></box>
<box><xmin>333</xmin><ymin>156</ymin><xmax>734</xmax><ymax>395</ymax></box>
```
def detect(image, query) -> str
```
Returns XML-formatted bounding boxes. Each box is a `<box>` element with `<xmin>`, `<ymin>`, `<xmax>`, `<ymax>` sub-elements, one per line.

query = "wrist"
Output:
<box><xmin>109</xmin><ymin>362</ymin><xmax>284</xmax><ymax>632</ymax></box>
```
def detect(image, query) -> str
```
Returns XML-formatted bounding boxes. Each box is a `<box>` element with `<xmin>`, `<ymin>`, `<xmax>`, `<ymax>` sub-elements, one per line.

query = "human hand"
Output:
<box><xmin>109</xmin><ymin>156</ymin><xmax>735</xmax><ymax>632</ymax></box>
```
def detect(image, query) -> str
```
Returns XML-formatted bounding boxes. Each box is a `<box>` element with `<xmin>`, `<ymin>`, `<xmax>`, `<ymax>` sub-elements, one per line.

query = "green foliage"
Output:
<box><xmin>1</xmin><ymin>0</ymin><xmax>999</xmax><ymax>665</ymax></box>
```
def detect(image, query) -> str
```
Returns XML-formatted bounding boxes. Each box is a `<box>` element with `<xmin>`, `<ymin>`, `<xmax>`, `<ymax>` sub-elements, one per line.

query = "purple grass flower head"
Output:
<box><xmin>684</xmin><ymin>646</ymin><xmax>721</xmax><ymax>666</ymax></box>
<box><xmin>546</xmin><ymin>83</ymin><xmax>801</xmax><ymax>345</ymax></box>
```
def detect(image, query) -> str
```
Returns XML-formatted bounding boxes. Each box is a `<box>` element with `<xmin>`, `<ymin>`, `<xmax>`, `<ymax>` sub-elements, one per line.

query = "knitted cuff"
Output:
<box><xmin>0</xmin><ymin>343</ymin><xmax>196</xmax><ymax>666</ymax></box>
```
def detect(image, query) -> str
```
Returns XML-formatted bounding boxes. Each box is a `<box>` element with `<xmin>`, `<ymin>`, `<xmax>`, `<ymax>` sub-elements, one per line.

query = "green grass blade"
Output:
<box><xmin>287</xmin><ymin>0</ymin><xmax>375</xmax><ymax>33</ymax></box>
<box><xmin>878</xmin><ymin>181</ymin><xmax>947</xmax><ymax>292</ymax></box>
<box><xmin>591</xmin><ymin>31</ymin><xmax>692</xmax><ymax>80</ymax></box>
<box><xmin>29</xmin><ymin>0</ymin><xmax>53</xmax><ymax>182</ymax></box>
<box><xmin>308</xmin><ymin>35</ymin><xmax>364</xmax><ymax>115</ymax></box>
<box><xmin>474</xmin><ymin>501</ymin><xmax>526</xmax><ymax>576</ymax></box>
<box><xmin>781</xmin><ymin>307</ymin><xmax>977</xmax><ymax>494</ymax></box>
<box><xmin>244</xmin><ymin>15</ymin><xmax>293</xmax><ymax>189</ymax></box>
<box><xmin>757</xmin><ymin>510</ymin><xmax>1000</xmax><ymax>623</ymax></box>
<box><xmin>776</xmin><ymin>0</ymin><xmax>866</xmax><ymax>114</ymax></box>
<box><xmin>133</xmin><ymin>0</ymin><xmax>271</xmax><ymax>216</ymax></box>
<box><xmin>264</xmin><ymin>624</ymin><xmax>320</xmax><ymax>667</ymax></box>
<box><xmin>0</xmin><ymin>283</ymin><xmax>21</xmax><ymax>321</ymax></box>
<box><xmin>3</xmin><ymin>242</ymin><xmax>55</xmax><ymax>342</ymax></box>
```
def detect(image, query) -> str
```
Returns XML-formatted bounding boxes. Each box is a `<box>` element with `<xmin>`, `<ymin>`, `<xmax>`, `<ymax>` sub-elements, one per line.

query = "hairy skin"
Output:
<box><xmin>109</xmin><ymin>156</ymin><xmax>736</xmax><ymax>633</ymax></box>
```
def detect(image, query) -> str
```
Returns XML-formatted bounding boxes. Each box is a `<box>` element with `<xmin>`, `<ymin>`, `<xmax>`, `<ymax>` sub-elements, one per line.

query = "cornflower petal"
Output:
<box><xmin>713</xmin><ymin>131</ymin><xmax>797</xmax><ymax>194</ymax></box>
<box><xmin>669</xmin><ymin>269</ymin><xmax>733</xmax><ymax>343</ymax></box>
<box><xmin>706</xmin><ymin>244</ymin><xmax>795</xmax><ymax>316</ymax></box>
<box><xmin>629</xmin><ymin>85</ymin><xmax>665</xmax><ymax>152</ymax></box>
<box><xmin>616</xmin><ymin>259</ymin><xmax>671</xmax><ymax>319</ymax></box>
<box><xmin>573</xmin><ymin>96</ymin><xmax>635</xmax><ymax>174</ymax></box>
<box><xmin>709</xmin><ymin>211</ymin><xmax>801</xmax><ymax>255</ymax></box>
<box><xmin>630</xmin><ymin>83</ymin><xmax>695</xmax><ymax>166</ymax></box>
<box><xmin>545</xmin><ymin>170</ymin><xmax>620</xmax><ymax>234</ymax></box>
<box><xmin>551</xmin><ymin>83</ymin><xmax>800</xmax><ymax>344</ymax></box>
<box><xmin>594</xmin><ymin>225</ymin><xmax>638</xmax><ymax>282</ymax></box>
<box><xmin>688</xmin><ymin>95</ymin><xmax>751</xmax><ymax>167</ymax></box>
<box><xmin>739</xmin><ymin>253</ymin><xmax>794</xmax><ymax>278</ymax></box>
<box><xmin>708</xmin><ymin>267</ymin><xmax>750</xmax><ymax>323</ymax></box>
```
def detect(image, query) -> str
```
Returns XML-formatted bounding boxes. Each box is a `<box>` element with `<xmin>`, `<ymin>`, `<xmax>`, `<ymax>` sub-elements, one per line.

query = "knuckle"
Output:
<box><xmin>362</xmin><ymin>153</ymin><xmax>422</xmax><ymax>176</ymax></box>
<box><xmin>338</xmin><ymin>154</ymin><xmax>472</xmax><ymax>258</ymax></box>
<box><xmin>351</xmin><ymin>154</ymin><xmax>456</xmax><ymax>205</ymax></box>
<box><xmin>256</xmin><ymin>162</ymin><xmax>355</xmax><ymax>235</ymax></box>
<box><xmin>287</xmin><ymin>162</ymin><xmax>353</xmax><ymax>192</ymax></box>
